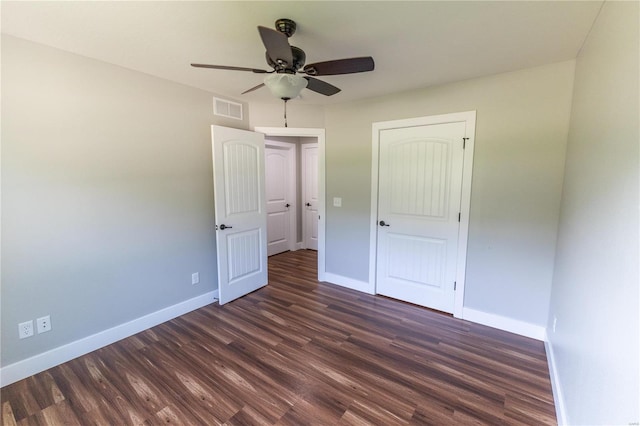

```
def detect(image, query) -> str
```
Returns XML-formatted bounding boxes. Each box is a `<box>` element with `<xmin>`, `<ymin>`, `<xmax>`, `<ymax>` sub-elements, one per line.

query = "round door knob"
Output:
<box><xmin>379</xmin><ymin>220</ymin><xmax>390</xmax><ymax>227</ymax></box>
<box><xmin>306</xmin><ymin>203</ymin><xmax>311</xmax><ymax>207</ymax></box>
<box><xmin>285</xmin><ymin>203</ymin><xmax>291</xmax><ymax>207</ymax></box>
<box><xmin>219</xmin><ymin>224</ymin><xmax>233</xmax><ymax>230</ymax></box>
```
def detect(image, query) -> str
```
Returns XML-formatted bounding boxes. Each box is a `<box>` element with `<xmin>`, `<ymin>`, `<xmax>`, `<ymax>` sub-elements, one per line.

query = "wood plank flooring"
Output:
<box><xmin>1</xmin><ymin>250</ymin><xmax>557</xmax><ymax>425</ymax></box>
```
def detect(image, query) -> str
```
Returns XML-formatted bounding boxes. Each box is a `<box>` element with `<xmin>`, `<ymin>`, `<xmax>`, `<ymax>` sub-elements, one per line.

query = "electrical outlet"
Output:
<box><xmin>552</xmin><ymin>316</ymin><xmax>557</xmax><ymax>333</ymax></box>
<box><xmin>37</xmin><ymin>315</ymin><xmax>52</xmax><ymax>334</ymax></box>
<box><xmin>333</xmin><ymin>197</ymin><xmax>342</xmax><ymax>207</ymax></box>
<box><xmin>191</xmin><ymin>272</ymin><xmax>200</xmax><ymax>285</ymax></box>
<box><xmin>19</xmin><ymin>320</ymin><xmax>34</xmax><ymax>339</ymax></box>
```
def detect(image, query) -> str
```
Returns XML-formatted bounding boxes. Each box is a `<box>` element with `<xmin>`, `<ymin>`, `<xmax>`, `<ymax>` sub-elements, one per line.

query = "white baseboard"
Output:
<box><xmin>462</xmin><ymin>307</ymin><xmax>546</xmax><ymax>341</ymax></box>
<box><xmin>545</xmin><ymin>336</ymin><xmax>567</xmax><ymax>425</ymax></box>
<box><xmin>322</xmin><ymin>272</ymin><xmax>374</xmax><ymax>295</ymax></box>
<box><xmin>295</xmin><ymin>242</ymin><xmax>304</xmax><ymax>250</ymax></box>
<box><xmin>1</xmin><ymin>291</ymin><xmax>218</xmax><ymax>387</ymax></box>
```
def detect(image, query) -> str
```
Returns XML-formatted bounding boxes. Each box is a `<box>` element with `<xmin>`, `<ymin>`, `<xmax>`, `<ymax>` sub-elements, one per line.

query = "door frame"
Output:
<box><xmin>265</xmin><ymin>140</ymin><xmax>297</xmax><ymax>253</ymax></box>
<box><xmin>256</xmin><ymin>127</ymin><xmax>326</xmax><ymax>282</ymax></box>
<box><xmin>368</xmin><ymin>111</ymin><xmax>476</xmax><ymax>318</ymax></box>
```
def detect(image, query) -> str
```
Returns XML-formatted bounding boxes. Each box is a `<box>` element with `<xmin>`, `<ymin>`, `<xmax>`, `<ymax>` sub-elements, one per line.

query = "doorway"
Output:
<box><xmin>257</xmin><ymin>127</ymin><xmax>326</xmax><ymax>282</ymax></box>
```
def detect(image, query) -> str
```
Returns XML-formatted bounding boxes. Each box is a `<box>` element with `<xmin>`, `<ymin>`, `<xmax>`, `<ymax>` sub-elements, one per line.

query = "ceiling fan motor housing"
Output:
<box><xmin>266</xmin><ymin>46</ymin><xmax>306</xmax><ymax>72</ymax></box>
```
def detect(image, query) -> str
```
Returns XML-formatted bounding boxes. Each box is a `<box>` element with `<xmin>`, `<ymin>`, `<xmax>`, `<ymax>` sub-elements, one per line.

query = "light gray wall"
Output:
<box><xmin>1</xmin><ymin>36</ymin><xmax>248</xmax><ymax>366</ymax></box>
<box><xmin>249</xmin><ymin>101</ymin><xmax>325</xmax><ymax>129</ymax></box>
<box><xmin>547</xmin><ymin>2</ymin><xmax>639</xmax><ymax>424</ymax></box>
<box><xmin>324</xmin><ymin>61</ymin><xmax>575</xmax><ymax>326</ymax></box>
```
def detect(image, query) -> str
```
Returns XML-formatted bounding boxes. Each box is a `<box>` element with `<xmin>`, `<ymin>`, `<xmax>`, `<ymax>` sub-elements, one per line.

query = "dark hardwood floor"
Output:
<box><xmin>1</xmin><ymin>250</ymin><xmax>556</xmax><ymax>425</ymax></box>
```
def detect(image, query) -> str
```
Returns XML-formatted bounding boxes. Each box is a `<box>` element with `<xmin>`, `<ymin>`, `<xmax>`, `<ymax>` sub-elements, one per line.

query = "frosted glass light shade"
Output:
<box><xmin>263</xmin><ymin>73</ymin><xmax>308</xmax><ymax>100</ymax></box>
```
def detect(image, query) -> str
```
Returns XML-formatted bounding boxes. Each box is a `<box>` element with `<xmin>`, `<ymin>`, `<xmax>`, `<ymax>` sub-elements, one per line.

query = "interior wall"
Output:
<box><xmin>1</xmin><ymin>36</ymin><xmax>247</xmax><ymax>366</ymax></box>
<box><xmin>547</xmin><ymin>2</ymin><xmax>639</xmax><ymax>424</ymax></box>
<box><xmin>249</xmin><ymin>101</ymin><xmax>325</xmax><ymax>130</ymax></box>
<box><xmin>323</xmin><ymin>60</ymin><xmax>575</xmax><ymax>326</ymax></box>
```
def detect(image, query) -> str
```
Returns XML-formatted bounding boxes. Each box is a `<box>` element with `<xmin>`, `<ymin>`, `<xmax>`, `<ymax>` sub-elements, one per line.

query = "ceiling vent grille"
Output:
<box><xmin>214</xmin><ymin>97</ymin><xmax>243</xmax><ymax>120</ymax></box>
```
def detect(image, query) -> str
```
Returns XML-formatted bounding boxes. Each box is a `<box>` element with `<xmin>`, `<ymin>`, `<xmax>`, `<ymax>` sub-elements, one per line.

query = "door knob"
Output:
<box><xmin>306</xmin><ymin>203</ymin><xmax>311</xmax><ymax>207</ymax></box>
<box><xmin>219</xmin><ymin>224</ymin><xmax>233</xmax><ymax>230</ymax></box>
<box><xmin>379</xmin><ymin>220</ymin><xmax>390</xmax><ymax>227</ymax></box>
<box><xmin>285</xmin><ymin>203</ymin><xmax>291</xmax><ymax>207</ymax></box>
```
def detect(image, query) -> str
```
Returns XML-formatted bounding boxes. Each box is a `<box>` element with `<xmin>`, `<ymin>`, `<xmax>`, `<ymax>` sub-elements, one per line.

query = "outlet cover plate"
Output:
<box><xmin>19</xmin><ymin>320</ymin><xmax>34</xmax><ymax>339</ymax></box>
<box><xmin>192</xmin><ymin>272</ymin><xmax>200</xmax><ymax>285</ymax></box>
<box><xmin>37</xmin><ymin>315</ymin><xmax>52</xmax><ymax>334</ymax></box>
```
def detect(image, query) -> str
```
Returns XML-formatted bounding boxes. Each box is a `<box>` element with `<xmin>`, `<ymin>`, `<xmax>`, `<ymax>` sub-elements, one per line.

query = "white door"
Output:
<box><xmin>211</xmin><ymin>125</ymin><xmax>268</xmax><ymax>305</ymax></box>
<box><xmin>265</xmin><ymin>144</ymin><xmax>295</xmax><ymax>256</ymax></box>
<box><xmin>302</xmin><ymin>144</ymin><xmax>318</xmax><ymax>250</ymax></box>
<box><xmin>376</xmin><ymin>122</ymin><xmax>466</xmax><ymax>313</ymax></box>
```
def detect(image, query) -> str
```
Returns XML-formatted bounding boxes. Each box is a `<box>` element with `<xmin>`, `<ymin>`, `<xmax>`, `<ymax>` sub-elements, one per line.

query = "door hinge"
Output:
<box><xmin>454</xmin><ymin>281</ymin><xmax>457</xmax><ymax>291</ymax></box>
<box><xmin>458</xmin><ymin>212</ymin><xmax>461</xmax><ymax>222</ymax></box>
<box><xmin>463</xmin><ymin>137</ymin><xmax>469</xmax><ymax>149</ymax></box>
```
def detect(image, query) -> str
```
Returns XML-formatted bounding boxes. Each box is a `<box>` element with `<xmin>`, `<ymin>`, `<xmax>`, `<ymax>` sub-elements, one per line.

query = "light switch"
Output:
<box><xmin>333</xmin><ymin>197</ymin><xmax>342</xmax><ymax>207</ymax></box>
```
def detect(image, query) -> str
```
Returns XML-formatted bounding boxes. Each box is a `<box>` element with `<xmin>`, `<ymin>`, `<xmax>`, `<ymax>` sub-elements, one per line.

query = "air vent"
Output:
<box><xmin>213</xmin><ymin>97</ymin><xmax>243</xmax><ymax>120</ymax></box>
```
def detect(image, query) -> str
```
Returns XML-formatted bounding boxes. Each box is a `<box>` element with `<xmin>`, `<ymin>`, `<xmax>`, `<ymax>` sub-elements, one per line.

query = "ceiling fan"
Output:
<box><xmin>191</xmin><ymin>18</ymin><xmax>375</xmax><ymax>100</ymax></box>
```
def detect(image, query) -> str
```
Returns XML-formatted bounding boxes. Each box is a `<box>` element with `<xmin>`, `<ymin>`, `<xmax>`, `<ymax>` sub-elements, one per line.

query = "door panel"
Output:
<box><xmin>376</xmin><ymin>122</ymin><xmax>465</xmax><ymax>313</ymax></box>
<box><xmin>211</xmin><ymin>125</ymin><xmax>267</xmax><ymax>305</ymax></box>
<box><xmin>302</xmin><ymin>144</ymin><xmax>319</xmax><ymax>250</ymax></box>
<box><xmin>226</xmin><ymin>229</ymin><xmax>262</xmax><ymax>282</ymax></box>
<box><xmin>389</xmin><ymin>140</ymin><xmax>450</xmax><ymax>218</ymax></box>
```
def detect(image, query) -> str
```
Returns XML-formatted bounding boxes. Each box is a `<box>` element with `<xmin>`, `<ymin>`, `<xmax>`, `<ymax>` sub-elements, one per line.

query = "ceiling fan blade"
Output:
<box><xmin>241</xmin><ymin>83</ymin><xmax>265</xmax><ymax>95</ymax></box>
<box><xmin>304</xmin><ymin>77</ymin><xmax>341</xmax><ymax>96</ymax></box>
<box><xmin>191</xmin><ymin>63</ymin><xmax>269</xmax><ymax>73</ymax></box>
<box><xmin>258</xmin><ymin>26</ymin><xmax>293</xmax><ymax>66</ymax></box>
<box><xmin>303</xmin><ymin>57</ymin><xmax>375</xmax><ymax>76</ymax></box>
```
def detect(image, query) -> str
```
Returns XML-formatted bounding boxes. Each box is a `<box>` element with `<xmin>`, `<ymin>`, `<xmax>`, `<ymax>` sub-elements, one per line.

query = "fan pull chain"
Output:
<box><xmin>283</xmin><ymin>99</ymin><xmax>288</xmax><ymax>128</ymax></box>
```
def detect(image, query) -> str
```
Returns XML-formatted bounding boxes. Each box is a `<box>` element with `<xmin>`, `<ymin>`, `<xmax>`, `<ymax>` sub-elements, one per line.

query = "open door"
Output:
<box><xmin>211</xmin><ymin>125</ymin><xmax>268</xmax><ymax>305</ymax></box>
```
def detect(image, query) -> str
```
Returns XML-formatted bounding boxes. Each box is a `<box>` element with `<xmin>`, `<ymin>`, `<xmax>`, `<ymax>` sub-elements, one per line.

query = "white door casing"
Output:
<box><xmin>265</xmin><ymin>141</ymin><xmax>296</xmax><ymax>256</ymax></box>
<box><xmin>370</xmin><ymin>112</ymin><xmax>476</xmax><ymax>318</ymax></box>
<box><xmin>302</xmin><ymin>143</ymin><xmax>319</xmax><ymax>250</ymax></box>
<box><xmin>211</xmin><ymin>125</ymin><xmax>268</xmax><ymax>305</ymax></box>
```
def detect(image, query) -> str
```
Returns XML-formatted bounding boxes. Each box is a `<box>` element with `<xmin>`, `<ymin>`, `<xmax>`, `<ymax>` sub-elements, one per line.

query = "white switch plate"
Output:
<box><xmin>192</xmin><ymin>272</ymin><xmax>200</xmax><ymax>285</ymax></box>
<box><xmin>333</xmin><ymin>197</ymin><xmax>342</xmax><ymax>207</ymax></box>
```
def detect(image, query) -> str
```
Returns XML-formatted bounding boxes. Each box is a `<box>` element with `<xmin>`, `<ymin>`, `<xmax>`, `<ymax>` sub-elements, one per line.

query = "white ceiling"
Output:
<box><xmin>1</xmin><ymin>1</ymin><xmax>603</xmax><ymax>105</ymax></box>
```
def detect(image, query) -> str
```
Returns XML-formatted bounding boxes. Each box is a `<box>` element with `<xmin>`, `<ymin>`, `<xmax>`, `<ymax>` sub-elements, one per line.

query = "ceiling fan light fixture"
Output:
<box><xmin>263</xmin><ymin>73</ymin><xmax>308</xmax><ymax>100</ymax></box>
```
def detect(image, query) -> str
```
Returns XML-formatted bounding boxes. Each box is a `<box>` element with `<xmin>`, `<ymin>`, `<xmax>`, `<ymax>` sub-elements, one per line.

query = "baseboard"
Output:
<box><xmin>295</xmin><ymin>242</ymin><xmax>303</xmax><ymax>250</ymax></box>
<box><xmin>545</xmin><ymin>336</ymin><xmax>567</xmax><ymax>425</ymax></box>
<box><xmin>322</xmin><ymin>272</ymin><xmax>374</xmax><ymax>295</ymax></box>
<box><xmin>462</xmin><ymin>307</ymin><xmax>546</xmax><ymax>341</ymax></box>
<box><xmin>1</xmin><ymin>291</ymin><xmax>218</xmax><ymax>387</ymax></box>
